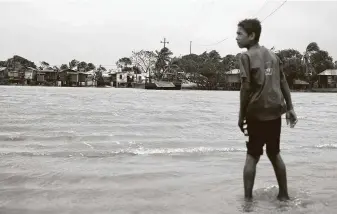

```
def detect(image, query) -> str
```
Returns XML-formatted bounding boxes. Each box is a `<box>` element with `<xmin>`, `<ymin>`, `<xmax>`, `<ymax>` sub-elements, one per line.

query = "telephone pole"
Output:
<box><xmin>190</xmin><ymin>41</ymin><xmax>192</xmax><ymax>54</ymax></box>
<box><xmin>161</xmin><ymin>38</ymin><xmax>169</xmax><ymax>48</ymax></box>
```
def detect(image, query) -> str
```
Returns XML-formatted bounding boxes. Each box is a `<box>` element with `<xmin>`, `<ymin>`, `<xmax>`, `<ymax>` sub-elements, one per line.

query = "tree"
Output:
<box><xmin>171</xmin><ymin>51</ymin><xmax>226</xmax><ymax>88</ymax></box>
<box><xmin>334</xmin><ymin>61</ymin><xmax>337</xmax><ymax>69</ymax></box>
<box><xmin>78</xmin><ymin>61</ymin><xmax>88</xmax><ymax>71</ymax></box>
<box><xmin>116</xmin><ymin>57</ymin><xmax>132</xmax><ymax>69</ymax></box>
<box><xmin>310</xmin><ymin>50</ymin><xmax>334</xmax><ymax>73</ymax></box>
<box><xmin>39</xmin><ymin>61</ymin><xmax>50</xmax><ymax>70</ymax></box>
<box><xmin>95</xmin><ymin>70</ymin><xmax>104</xmax><ymax>87</ymax></box>
<box><xmin>276</xmin><ymin>49</ymin><xmax>305</xmax><ymax>88</ymax></box>
<box><xmin>198</xmin><ymin>51</ymin><xmax>225</xmax><ymax>89</ymax></box>
<box><xmin>0</xmin><ymin>61</ymin><xmax>6</xmax><ymax>67</ymax></box>
<box><xmin>208</xmin><ymin>50</ymin><xmax>221</xmax><ymax>61</ymax></box>
<box><xmin>6</xmin><ymin>55</ymin><xmax>37</xmax><ymax>69</ymax></box>
<box><xmin>60</xmin><ymin>64</ymin><xmax>69</xmax><ymax>70</ymax></box>
<box><xmin>132</xmin><ymin>66</ymin><xmax>141</xmax><ymax>74</ymax></box>
<box><xmin>173</xmin><ymin>54</ymin><xmax>204</xmax><ymax>85</ymax></box>
<box><xmin>155</xmin><ymin>47</ymin><xmax>173</xmax><ymax>72</ymax></box>
<box><xmin>69</xmin><ymin>59</ymin><xmax>79</xmax><ymax>69</ymax></box>
<box><xmin>4</xmin><ymin>55</ymin><xmax>37</xmax><ymax>84</ymax></box>
<box><xmin>222</xmin><ymin>54</ymin><xmax>238</xmax><ymax>71</ymax></box>
<box><xmin>97</xmin><ymin>65</ymin><xmax>106</xmax><ymax>71</ymax></box>
<box><xmin>306</xmin><ymin>42</ymin><xmax>320</xmax><ymax>52</ymax></box>
<box><xmin>87</xmin><ymin>63</ymin><xmax>96</xmax><ymax>71</ymax></box>
<box><xmin>303</xmin><ymin>42</ymin><xmax>319</xmax><ymax>77</ymax></box>
<box><xmin>131</xmin><ymin>50</ymin><xmax>156</xmax><ymax>73</ymax></box>
<box><xmin>303</xmin><ymin>42</ymin><xmax>334</xmax><ymax>84</ymax></box>
<box><xmin>177</xmin><ymin>54</ymin><xmax>203</xmax><ymax>74</ymax></box>
<box><xmin>52</xmin><ymin>65</ymin><xmax>59</xmax><ymax>71</ymax></box>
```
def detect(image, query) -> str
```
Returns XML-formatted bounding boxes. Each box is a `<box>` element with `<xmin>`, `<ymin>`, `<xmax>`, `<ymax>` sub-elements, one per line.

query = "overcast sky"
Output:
<box><xmin>0</xmin><ymin>0</ymin><xmax>336</xmax><ymax>68</ymax></box>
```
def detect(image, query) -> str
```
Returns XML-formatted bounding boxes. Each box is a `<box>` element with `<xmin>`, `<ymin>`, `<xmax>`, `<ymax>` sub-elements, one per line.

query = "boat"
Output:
<box><xmin>145</xmin><ymin>80</ymin><xmax>181</xmax><ymax>90</ymax></box>
<box><xmin>132</xmin><ymin>82</ymin><xmax>145</xmax><ymax>89</ymax></box>
<box><xmin>144</xmin><ymin>65</ymin><xmax>183</xmax><ymax>90</ymax></box>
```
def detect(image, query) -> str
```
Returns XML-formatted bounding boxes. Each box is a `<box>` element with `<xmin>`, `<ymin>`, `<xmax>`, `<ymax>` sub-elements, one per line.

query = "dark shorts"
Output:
<box><xmin>246</xmin><ymin>117</ymin><xmax>281</xmax><ymax>158</ymax></box>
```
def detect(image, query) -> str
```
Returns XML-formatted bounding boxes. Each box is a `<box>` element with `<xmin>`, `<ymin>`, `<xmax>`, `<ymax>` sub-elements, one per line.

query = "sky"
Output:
<box><xmin>0</xmin><ymin>0</ymin><xmax>336</xmax><ymax>69</ymax></box>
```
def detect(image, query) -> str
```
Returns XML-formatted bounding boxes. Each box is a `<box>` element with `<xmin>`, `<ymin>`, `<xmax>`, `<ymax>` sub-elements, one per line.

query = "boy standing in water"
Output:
<box><xmin>236</xmin><ymin>18</ymin><xmax>297</xmax><ymax>201</ymax></box>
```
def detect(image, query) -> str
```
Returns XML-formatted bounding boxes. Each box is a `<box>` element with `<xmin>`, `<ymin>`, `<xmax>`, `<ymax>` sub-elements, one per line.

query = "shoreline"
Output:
<box><xmin>2</xmin><ymin>84</ymin><xmax>337</xmax><ymax>93</ymax></box>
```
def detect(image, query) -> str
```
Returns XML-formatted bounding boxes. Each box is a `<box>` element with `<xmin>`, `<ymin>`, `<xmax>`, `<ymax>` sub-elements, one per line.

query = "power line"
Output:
<box><xmin>198</xmin><ymin>37</ymin><xmax>229</xmax><ymax>47</ymax></box>
<box><xmin>251</xmin><ymin>0</ymin><xmax>269</xmax><ymax>18</ymax></box>
<box><xmin>194</xmin><ymin>0</ymin><xmax>287</xmax><ymax>47</ymax></box>
<box><xmin>194</xmin><ymin>1</ymin><xmax>270</xmax><ymax>47</ymax></box>
<box><xmin>261</xmin><ymin>0</ymin><xmax>287</xmax><ymax>22</ymax></box>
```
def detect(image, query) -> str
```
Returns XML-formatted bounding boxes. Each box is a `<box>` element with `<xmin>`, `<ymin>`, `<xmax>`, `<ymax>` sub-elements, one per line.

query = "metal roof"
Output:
<box><xmin>318</xmin><ymin>69</ymin><xmax>337</xmax><ymax>76</ymax></box>
<box><xmin>225</xmin><ymin>69</ymin><xmax>240</xmax><ymax>75</ymax></box>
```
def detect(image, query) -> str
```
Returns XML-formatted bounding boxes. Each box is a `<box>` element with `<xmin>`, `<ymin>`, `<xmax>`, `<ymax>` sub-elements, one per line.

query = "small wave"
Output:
<box><xmin>314</xmin><ymin>144</ymin><xmax>337</xmax><ymax>149</ymax></box>
<box><xmin>301</xmin><ymin>144</ymin><xmax>337</xmax><ymax>150</ymax></box>
<box><xmin>112</xmin><ymin>146</ymin><xmax>245</xmax><ymax>156</ymax></box>
<box><xmin>1</xmin><ymin>136</ymin><xmax>26</xmax><ymax>142</ymax></box>
<box><xmin>240</xmin><ymin>185</ymin><xmax>315</xmax><ymax>213</ymax></box>
<box><xmin>0</xmin><ymin>147</ymin><xmax>245</xmax><ymax>158</ymax></box>
<box><xmin>0</xmin><ymin>135</ymin><xmax>77</xmax><ymax>142</ymax></box>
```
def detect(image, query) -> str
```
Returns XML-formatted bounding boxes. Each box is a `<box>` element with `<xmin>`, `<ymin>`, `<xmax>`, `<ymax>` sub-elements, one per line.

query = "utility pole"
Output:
<box><xmin>190</xmin><ymin>41</ymin><xmax>192</xmax><ymax>54</ymax></box>
<box><xmin>161</xmin><ymin>38</ymin><xmax>169</xmax><ymax>48</ymax></box>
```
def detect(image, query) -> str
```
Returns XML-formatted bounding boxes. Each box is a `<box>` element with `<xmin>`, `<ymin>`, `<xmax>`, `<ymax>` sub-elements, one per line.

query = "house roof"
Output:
<box><xmin>85</xmin><ymin>70</ymin><xmax>95</xmax><ymax>75</ymax></box>
<box><xmin>318</xmin><ymin>69</ymin><xmax>337</xmax><ymax>76</ymax></box>
<box><xmin>39</xmin><ymin>69</ymin><xmax>56</xmax><ymax>73</ymax></box>
<box><xmin>27</xmin><ymin>67</ymin><xmax>37</xmax><ymax>70</ymax></box>
<box><xmin>67</xmin><ymin>71</ymin><xmax>78</xmax><ymax>74</ymax></box>
<box><xmin>60</xmin><ymin>68</ymin><xmax>76</xmax><ymax>72</ymax></box>
<box><xmin>225</xmin><ymin>69</ymin><xmax>240</xmax><ymax>75</ymax></box>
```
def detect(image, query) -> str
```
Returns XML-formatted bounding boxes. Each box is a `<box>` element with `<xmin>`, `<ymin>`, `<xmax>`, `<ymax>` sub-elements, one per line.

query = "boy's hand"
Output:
<box><xmin>286</xmin><ymin>109</ymin><xmax>298</xmax><ymax>128</ymax></box>
<box><xmin>238</xmin><ymin>116</ymin><xmax>246</xmax><ymax>134</ymax></box>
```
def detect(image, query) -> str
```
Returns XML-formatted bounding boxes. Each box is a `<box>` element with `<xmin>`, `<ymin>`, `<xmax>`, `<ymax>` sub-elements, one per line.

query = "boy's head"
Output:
<box><xmin>236</xmin><ymin>18</ymin><xmax>262</xmax><ymax>49</ymax></box>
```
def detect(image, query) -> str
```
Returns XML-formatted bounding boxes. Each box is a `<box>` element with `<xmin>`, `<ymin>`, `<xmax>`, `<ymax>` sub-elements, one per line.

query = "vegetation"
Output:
<box><xmin>0</xmin><ymin>41</ymin><xmax>335</xmax><ymax>89</ymax></box>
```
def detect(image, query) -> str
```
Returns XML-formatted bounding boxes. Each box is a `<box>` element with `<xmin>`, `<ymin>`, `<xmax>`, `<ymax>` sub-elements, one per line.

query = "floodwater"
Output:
<box><xmin>0</xmin><ymin>86</ymin><xmax>336</xmax><ymax>214</ymax></box>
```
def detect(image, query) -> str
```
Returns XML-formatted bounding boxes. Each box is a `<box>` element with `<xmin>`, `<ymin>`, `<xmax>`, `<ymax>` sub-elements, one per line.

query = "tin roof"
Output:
<box><xmin>27</xmin><ymin>67</ymin><xmax>37</xmax><ymax>70</ymax></box>
<box><xmin>225</xmin><ymin>69</ymin><xmax>240</xmax><ymax>75</ymax></box>
<box><xmin>318</xmin><ymin>69</ymin><xmax>337</xmax><ymax>76</ymax></box>
<box><xmin>60</xmin><ymin>68</ymin><xmax>76</xmax><ymax>72</ymax></box>
<box><xmin>39</xmin><ymin>69</ymin><xmax>57</xmax><ymax>73</ymax></box>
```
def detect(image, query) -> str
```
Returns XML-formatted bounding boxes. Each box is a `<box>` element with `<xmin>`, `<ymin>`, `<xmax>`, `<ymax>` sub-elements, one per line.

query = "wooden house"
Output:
<box><xmin>0</xmin><ymin>67</ymin><xmax>7</xmax><ymax>83</ymax></box>
<box><xmin>225</xmin><ymin>69</ymin><xmax>241</xmax><ymax>90</ymax></box>
<box><xmin>317</xmin><ymin>69</ymin><xmax>337</xmax><ymax>88</ymax></box>
<box><xmin>36</xmin><ymin>69</ymin><xmax>58</xmax><ymax>85</ymax></box>
<box><xmin>24</xmin><ymin>67</ymin><xmax>38</xmax><ymax>85</ymax></box>
<box><xmin>292</xmin><ymin>79</ymin><xmax>309</xmax><ymax>90</ymax></box>
<box><xmin>7</xmin><ymin>70</ymin><xmax>20</xmax><ymax>83</ymax></box>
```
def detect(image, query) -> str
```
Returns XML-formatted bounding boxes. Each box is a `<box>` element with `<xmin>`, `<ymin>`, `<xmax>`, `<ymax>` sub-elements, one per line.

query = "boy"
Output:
<box><xmin>235</xmin><ymin>18</ymin><xmax>297</xmax><ymax>201</ymax></box>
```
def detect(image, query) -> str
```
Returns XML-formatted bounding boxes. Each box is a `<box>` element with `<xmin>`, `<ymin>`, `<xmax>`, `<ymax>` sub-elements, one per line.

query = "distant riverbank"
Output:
<box><xmin>2</xmin><ymin>84</ymin><xmax>337</xmax><ymax>93</ymax></box>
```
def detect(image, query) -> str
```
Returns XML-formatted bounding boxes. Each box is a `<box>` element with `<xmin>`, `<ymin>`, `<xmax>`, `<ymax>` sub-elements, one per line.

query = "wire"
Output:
<box><xmin>251</xmin><ymin>0</ymin><xmax>269</xmax><ymax>18</ymax></box>
<box><xmin>195</xmin><ymin>0</ymin><xmax>287</xmax><ymax>47</ymax></box>
<box><xmin>261</xmin><ymin>0</ymin><xmax>287</xmax><ymax>22</ymax></box>
<box><xmin>198</xmin><ymin>37</ymin><xmax>229</xmax><ymax>47</ymax></box>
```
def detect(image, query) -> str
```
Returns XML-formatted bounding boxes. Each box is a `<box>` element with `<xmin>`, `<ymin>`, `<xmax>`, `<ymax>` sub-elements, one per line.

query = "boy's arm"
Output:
<box><xmin>279</xmin><ymin>59</ymin><xmax>294</xmax><ymax>111</ymax></box>
<box><xmin>239</xmin><ymin>54</ymin><xmax>251</xmax><ymax>119</ymax></box>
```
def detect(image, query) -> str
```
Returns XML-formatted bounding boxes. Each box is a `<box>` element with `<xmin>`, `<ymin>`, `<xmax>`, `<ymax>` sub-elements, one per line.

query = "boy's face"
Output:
<box><xmin>236</xmin><ymin>26</ymin><xmax>254</xmax><ymax>49</ymax></box>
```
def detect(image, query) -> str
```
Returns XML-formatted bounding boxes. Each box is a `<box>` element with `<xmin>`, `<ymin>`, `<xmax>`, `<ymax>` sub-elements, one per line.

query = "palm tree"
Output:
<box><xmin>154</xmin><ymin>47</ymin><xmax>173</xmax><ymax>79</ymax></box>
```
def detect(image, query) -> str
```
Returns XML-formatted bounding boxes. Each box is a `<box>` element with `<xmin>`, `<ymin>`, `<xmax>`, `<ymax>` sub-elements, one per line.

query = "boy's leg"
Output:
<box><xmin>266</xmin><ymin>117</ymin><xmax>289</xmax><ymax>201</ymax></box>
<box><xmin>244</xmin><ymin>119</ymin><xmax>264</xmax><ymax>200</ymax></box>
<box><xmin>243</xmin><ymin>153</ymin><xmax>260</xmax><ymax>200</ymax></box>
<box><xmin>267</xmin><ymin>153</ymin><xmax>289</xmax><ymax>200</ymax></box>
